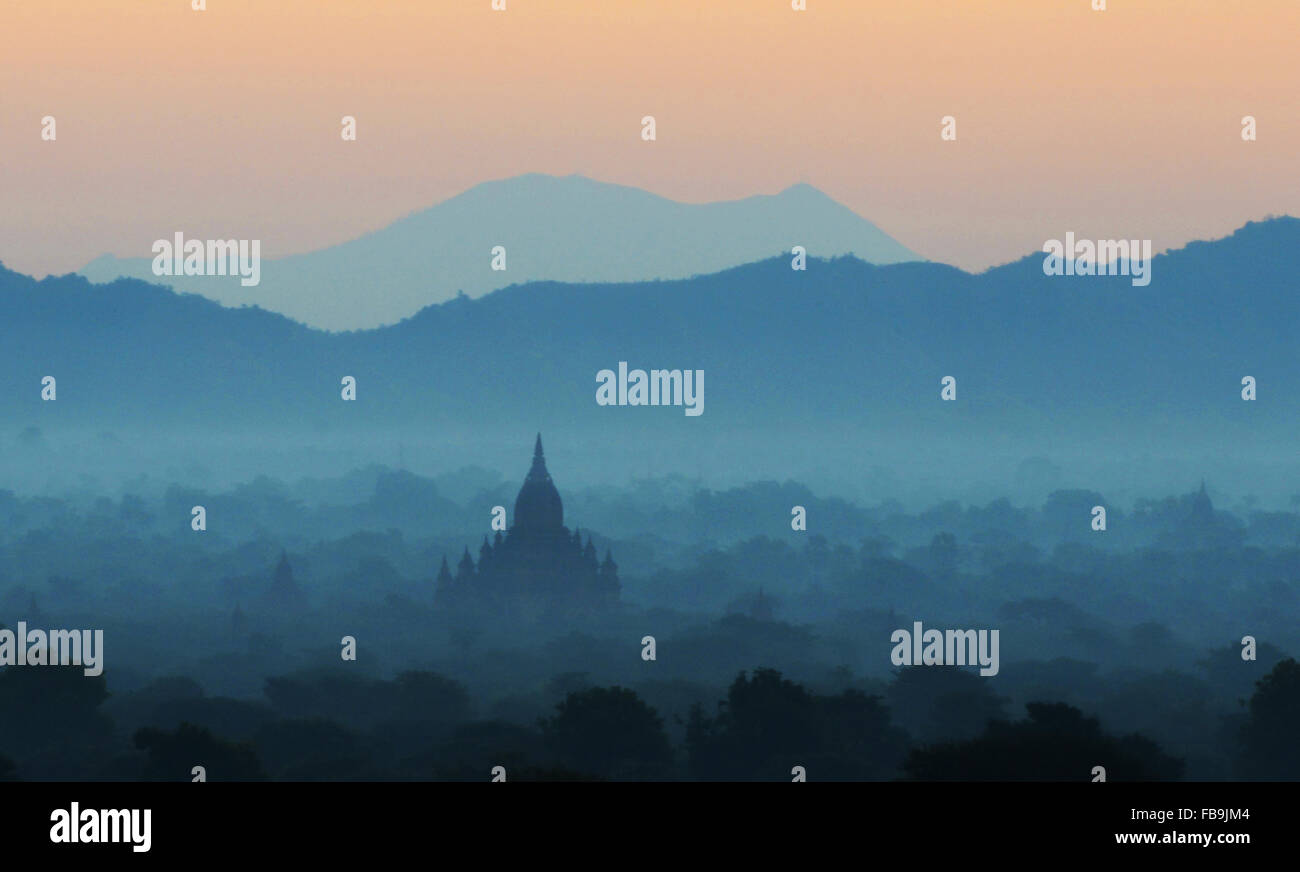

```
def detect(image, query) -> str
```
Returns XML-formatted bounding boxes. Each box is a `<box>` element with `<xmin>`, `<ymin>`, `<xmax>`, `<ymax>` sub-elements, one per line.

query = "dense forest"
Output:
<box><xmin>2</xmin><ymin>462</ymin><xmax>1296</xmax><ymax>781</ymax></box>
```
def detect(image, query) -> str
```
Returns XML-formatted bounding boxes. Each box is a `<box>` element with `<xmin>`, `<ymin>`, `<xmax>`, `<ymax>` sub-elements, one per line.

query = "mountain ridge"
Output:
<box><xmin>1</xmin><ymin>215</ymin><xmax>1293</xmax><ymax>428</ymax></box>
<box><xmin>3</xmin><ymin>217</ymin><xmax>1298</xmax><ymax>496</ymax></box>
<box><xmin>75</xmin><ymin>173</ymin><xmax>922</xmax><ymax>332</ymax></box>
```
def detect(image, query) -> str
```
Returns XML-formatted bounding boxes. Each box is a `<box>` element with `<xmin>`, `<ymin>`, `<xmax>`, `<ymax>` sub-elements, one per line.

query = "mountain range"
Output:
<box><xmin>5</xmin><ymin>216</ymin><xmax>1297</xmax><ymax>498</ymax></box>
<box><xmin>77</xmin><ymin>174</ymin><xmax>922</xmax><ymax>331</ymax></box>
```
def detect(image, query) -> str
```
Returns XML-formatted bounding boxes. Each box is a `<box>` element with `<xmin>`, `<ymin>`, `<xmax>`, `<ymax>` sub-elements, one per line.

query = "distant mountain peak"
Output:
<box><xmin>75</xmin><ymin>174</ymin><xmax>920</xmax><ymax>331</ymax></box>
<box><xmin>776</xmin><ymin>182</ymin><xmax>823</xmax><ymax>196</ymax></box>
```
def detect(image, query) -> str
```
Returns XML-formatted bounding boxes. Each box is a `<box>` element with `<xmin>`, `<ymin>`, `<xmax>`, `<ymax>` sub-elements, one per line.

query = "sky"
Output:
<box><xmin>1</xmin><ymin>0</ymin><xmax>1297</xmax><ymax>279</ymax></box>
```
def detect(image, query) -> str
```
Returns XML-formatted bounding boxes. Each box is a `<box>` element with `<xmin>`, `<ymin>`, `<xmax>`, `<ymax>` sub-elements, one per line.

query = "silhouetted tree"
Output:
<box><xmin>887</xmin><ymin>666</ymin><xmax>1009</xmax><ymax>745</ymax></box>
<box><xmin>540</xmin><ymin>686</ymin><xmax>672</xmax><ymax>779</ymax></box>
<box><xmin>0</xmin><ymin>666</ymin><xmax>115</xmax><ymax>777</ymax></box>
<box><xmin>253</xmin><ymin>718</ymin><xmax>369</xmax><ymax>780</ymax></box>
<box><xmin>903</xmin><ymin>701</ymin><xmax>1183</xmax><ymax>781</ymax></box>
<box><xmin>134</xmin><ymin>722</ymin><xmax>265</xmax><ymax>781</ymax></box>
<box><xmin>687</xmin><ymin>668</ymin><xmax>906</xmax><ymax>780</ymax></box>
<box><xmin>1237</xmin><ymin>658</ymin><xmax>1300</xmax><ymax>779</ymax></box>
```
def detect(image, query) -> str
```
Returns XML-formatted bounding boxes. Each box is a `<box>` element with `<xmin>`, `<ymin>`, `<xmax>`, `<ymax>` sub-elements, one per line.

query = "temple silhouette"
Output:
<box><xmin>1159</xmin><ymin>480</ymin><xmax>1243</xmax><ymax>550</ymax></box>
<box><xmin>435</xmin><ymin>435</ymin><xmax>619</xmax><ymax>612</ymax></box>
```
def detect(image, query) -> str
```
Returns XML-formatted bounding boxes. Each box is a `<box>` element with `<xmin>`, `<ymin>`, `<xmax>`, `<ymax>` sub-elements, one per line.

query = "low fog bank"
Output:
<box><xmin>2</xmin><ymin>435</ymin><xmax>1297</xmax><ymax>782</ymax></box>
<box><xmin>4</xmin><ymin>424</ymin><xmax>1298</xmax><ymax>511</ymax></box>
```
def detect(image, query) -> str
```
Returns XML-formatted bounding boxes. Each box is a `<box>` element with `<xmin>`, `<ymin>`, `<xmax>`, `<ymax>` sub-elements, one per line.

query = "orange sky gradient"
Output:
<box><xmin>1</xmin><ymin>0</ymin><xmax>1297</xmax><ymax>277</ymax></box>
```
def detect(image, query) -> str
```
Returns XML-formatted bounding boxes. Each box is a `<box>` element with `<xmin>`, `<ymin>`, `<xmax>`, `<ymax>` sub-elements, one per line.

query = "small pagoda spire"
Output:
<box><xmin>526</xmin><ymin>433</ymin><xmax>551</xmax><ymax>481</ymax></box>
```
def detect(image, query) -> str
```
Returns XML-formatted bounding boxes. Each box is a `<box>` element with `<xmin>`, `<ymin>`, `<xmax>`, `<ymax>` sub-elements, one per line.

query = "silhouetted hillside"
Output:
<box><xmin>77</xmin><ymin>174</ymin><xmax>922</xmax><ymax>330</ymax></box>
<box><xmin>4</xmin><ymin>217</ymin><xmax>1298</xmax><ymax>493</ymax></box>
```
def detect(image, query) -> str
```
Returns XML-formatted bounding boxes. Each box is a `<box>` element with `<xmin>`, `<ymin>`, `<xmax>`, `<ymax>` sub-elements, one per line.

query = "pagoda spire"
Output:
<box><xmin>527</xmin><ymin>433</ymin><xmax>551</xmax><ymax>480</ymax></box>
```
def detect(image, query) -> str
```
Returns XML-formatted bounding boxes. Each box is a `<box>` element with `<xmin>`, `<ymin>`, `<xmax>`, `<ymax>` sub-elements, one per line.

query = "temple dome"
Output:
<box><xmin>513</xmin><ymin>434</ymin><xmax>563</xmax><ymax>532</ymax></box>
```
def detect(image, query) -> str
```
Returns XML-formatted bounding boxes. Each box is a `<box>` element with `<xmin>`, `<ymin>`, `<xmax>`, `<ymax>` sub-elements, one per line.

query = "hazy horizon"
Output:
<box><xmin>3</xmin><ymin>0</ymin><xmax>1298</xmax><ymax>284</ymax></box>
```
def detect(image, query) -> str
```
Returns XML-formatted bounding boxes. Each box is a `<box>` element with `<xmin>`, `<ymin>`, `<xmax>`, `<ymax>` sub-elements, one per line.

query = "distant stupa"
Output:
<box><xmin>1164</xmin><ymin>480</ymin><xmax>1242</xmax><ymax>550</ymax></box>
<box><xmin>264</xmin><ymin>550</ymin><xmax>306</xmax><ymax>609</ymax></box>
<box><xmin>436</xmin><ymin>435</ymin><xmax>619</xmax><ymax>611</ymax></box>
